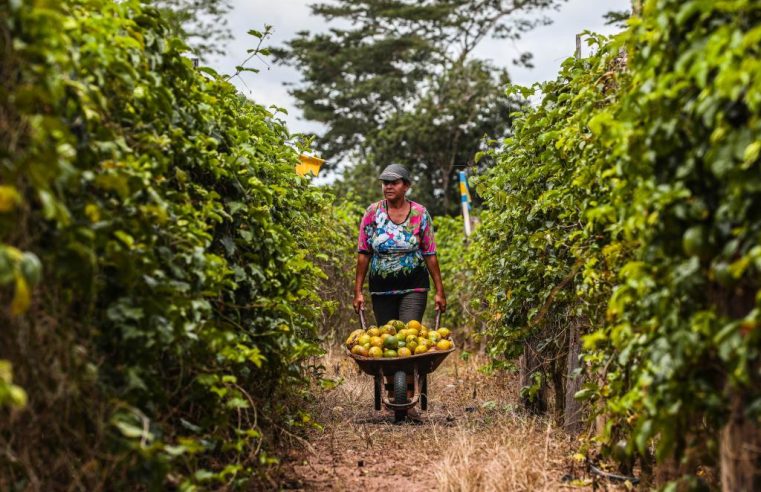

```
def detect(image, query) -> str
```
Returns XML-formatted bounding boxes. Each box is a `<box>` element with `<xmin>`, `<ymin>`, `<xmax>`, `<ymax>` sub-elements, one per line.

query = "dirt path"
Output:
<box><xmin>265</xmin><ymin>347</ymin><xmax>614</xmax><ymax>491</ymax></box>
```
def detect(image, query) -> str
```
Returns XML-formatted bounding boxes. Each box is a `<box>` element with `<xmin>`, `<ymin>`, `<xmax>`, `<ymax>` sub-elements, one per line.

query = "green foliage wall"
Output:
<box><xmin>475</xmin><ymin>0</ymin><xmax>761</xmax><ymax>484</ymax></box>
<box><xmin>0</xmin><ymin>0</ymin><xmax>338</xmax><ymax>488</ymax></box>
<box><xmin>473</xmin><ymin>31</ymin><xmax>624</xmax><ymax>382</ymax></box>
<box><xmin>310</xmin><ymin>195</ymin><xmax>364</xmax><ymax>342</ymax></box>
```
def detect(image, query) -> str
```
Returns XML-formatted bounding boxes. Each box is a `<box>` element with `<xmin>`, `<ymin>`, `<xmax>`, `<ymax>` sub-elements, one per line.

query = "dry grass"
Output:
<box><xmin>432</xmin><ymin>416</ymin><xmax>570</xmax><ymax>492</ymax></box>
<box><xmin>265</xmin><ymin>347</ymin><xmax>623</xmax><ymax>491</ymax></box>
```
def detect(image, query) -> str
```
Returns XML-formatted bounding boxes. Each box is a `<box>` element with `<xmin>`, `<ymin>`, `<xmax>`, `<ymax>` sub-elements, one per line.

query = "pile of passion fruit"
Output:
<box><xmin>345</xmin><ymin>319</ymin><xmax>453</xmax><ymax>358</ymax></box>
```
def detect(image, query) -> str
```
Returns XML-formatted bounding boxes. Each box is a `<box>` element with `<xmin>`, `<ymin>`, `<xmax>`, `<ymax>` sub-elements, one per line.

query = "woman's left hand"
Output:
<box><xmin>434</xmin><ymin>292</ymin><xmax>447</xmax><ymax>313</ymax></box>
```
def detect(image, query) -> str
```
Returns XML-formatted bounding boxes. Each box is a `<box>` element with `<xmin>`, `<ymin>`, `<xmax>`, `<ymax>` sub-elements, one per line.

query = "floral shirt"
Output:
<box><xmin>357</xmin><ymin>200</ymin><xmax>437</xmax><ymax>295</ymax></box>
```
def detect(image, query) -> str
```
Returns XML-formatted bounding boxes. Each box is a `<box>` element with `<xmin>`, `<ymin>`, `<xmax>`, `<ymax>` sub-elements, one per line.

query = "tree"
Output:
<box><xmin>154</xmin><ymin>0</ymin><xmax>233</xmax><ymax>58</ymax></box>
<box><xmin>603</xmin><ymin>10</ymin><xmax>630</xmax><ymax>27</ymax></box>
<box><xmin>275</xmin><ymin>0</ymin><xmax>566</xmax><ymax>215</ymax></box>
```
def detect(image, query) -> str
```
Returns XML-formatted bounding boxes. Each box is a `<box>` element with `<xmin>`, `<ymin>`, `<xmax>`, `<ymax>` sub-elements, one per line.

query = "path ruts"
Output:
<box><xmin>264</xmin><ymin>349</ymin><xmax>610</xmax><ymax>491</ymax></box>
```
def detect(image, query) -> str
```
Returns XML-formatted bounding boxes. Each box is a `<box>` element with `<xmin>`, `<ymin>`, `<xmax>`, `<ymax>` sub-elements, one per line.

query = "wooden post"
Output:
<box><xmin>631</xmin><ymin>0</ymin><xmax>642</xmax><ymax>17</ymax></box>
<box><xmin>712</xmin><ymin>286</ymin><xmax>760</xmax><ymax>489</ymax></box>
<box><xmin>520</xmin><ymin>340</ymin><xmax>547</xmax><ymax>414</ymax></box>
<box><xmin>564</xmin><ymin>318</ymin><xmax>584</xmax><ymax>434</ymax></box>
<box><xmin>562</xmin><ymin>41</ymin><xmax>585</xmax><ymax>435</ymax></box>
<box><xmin>720</xmin><ymin>392</ymin><xmax>761</xmax><ymax>490</ymax></box>
<box><xmin>459</xmin><ymin>170</ymin><xmax>472</xmax><ymax>237</ymax></box>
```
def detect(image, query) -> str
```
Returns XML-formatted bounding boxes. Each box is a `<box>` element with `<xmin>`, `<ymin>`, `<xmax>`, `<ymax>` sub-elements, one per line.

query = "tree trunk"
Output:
<box><xmin>720</xmin><ymin>392</ymin><xmax>761</xmax><ymax>491</ymax></box>
<box><xmin>441</xmin><ymin>168</ymin><xmax>450</xmax><ymax>214</ymax></box>
<box><xmin>709</xmin><ymin>284</ymin><xmax>760</xmax><ymax>490</ymax></box>
<box><xmin>519</xmin><ymin>341</ymin><xmax>547</xmax><ymax>414</ymax></box>
<box><xmin>552</xmin><ymin>359</ymin><xmax>564</xmax><ymax>425</ymax></box>
<box><xmin>654</xmin><ymin>457</ymin><xmax>681</xmax><ymax>486</ymax></box>
<box><xmin>564</xmin><ymin>319</ymin><xmax>584</xmax><ymax>434</ymax></box>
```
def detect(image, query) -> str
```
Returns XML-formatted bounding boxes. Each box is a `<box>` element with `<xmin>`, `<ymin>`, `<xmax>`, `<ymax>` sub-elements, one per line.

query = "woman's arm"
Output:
<box><xmin>353</xmin><ymin>253</ymin><xmax>371</xmax><ymax>312</ymax></box>
<box><xmin>423</xmin><ymin>254</ymin><xmax>446</xmax><ymax>312</ymax></box>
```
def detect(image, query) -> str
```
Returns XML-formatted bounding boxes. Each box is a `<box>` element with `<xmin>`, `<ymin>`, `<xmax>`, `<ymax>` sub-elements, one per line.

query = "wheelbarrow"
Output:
<box><xmin>345</xmin><ymin>310</ymin><xmax>454</xmax><ymax>422</ymax></box>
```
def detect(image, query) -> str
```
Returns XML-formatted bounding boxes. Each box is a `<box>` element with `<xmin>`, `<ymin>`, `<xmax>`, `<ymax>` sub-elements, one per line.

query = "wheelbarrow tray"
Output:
<box><xmin>346</xmin><ymin>347</ymin><xmax>455</xmax><ymax>376</ymax></box>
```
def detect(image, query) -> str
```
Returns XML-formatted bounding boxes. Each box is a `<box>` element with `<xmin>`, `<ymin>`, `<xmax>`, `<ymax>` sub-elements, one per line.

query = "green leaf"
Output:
<box><xmin>0</xmin><ymin>185</ymin><xmax>21</xmax><ymax>212</ymax></box>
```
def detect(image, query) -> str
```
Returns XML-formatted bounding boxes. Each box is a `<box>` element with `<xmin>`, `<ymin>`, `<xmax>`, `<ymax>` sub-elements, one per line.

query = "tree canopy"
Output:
<box><xmin>154</xmin><ymin>0</ymin><xmax>233</xmax><ymax>58</ymax></box>
<box><xmin>276</xmin><ymin>0</ymin><xmax>566</xmax><ymax>214</ymax></box>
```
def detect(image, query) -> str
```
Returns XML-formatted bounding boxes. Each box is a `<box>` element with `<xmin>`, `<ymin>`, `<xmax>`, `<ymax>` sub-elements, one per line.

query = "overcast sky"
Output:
<box><xmin>208</xmin><ymin>0</ymin><xmax>630</xmax><ymax>135</ymax></box>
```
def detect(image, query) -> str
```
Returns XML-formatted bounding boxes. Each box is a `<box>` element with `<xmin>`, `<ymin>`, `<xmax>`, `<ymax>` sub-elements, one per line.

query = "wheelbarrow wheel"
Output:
<box><xmin>393</xmin><ymin>370</ymin><xmax>408</xmax><ymax>422</ymax></box>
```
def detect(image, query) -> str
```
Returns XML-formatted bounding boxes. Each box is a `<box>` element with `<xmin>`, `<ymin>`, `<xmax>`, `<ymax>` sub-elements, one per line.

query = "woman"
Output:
<box><xmin>353</xmin><ymin>163</ymin><xmax>446</xmax><ymax>326</ymax></box>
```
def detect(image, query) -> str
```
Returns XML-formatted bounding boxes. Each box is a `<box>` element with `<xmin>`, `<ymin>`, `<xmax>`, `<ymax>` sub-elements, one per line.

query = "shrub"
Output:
<box><xmin>0</xmin><ymin>0</ymin><xmax>337</xmax><ymax>488</ymax></box>
<box><xmin>475</xmin><ymin>0</ymin><xmax>761</xmax><ymax>485</ymax></box>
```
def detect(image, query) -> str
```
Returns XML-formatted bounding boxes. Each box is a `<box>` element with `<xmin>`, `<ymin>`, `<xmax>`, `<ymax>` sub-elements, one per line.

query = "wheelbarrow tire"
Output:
<box><xmin>393</xmin><ymin>370</ymin><xmax>408</xmax><ymax>405</ymax></box>
<box><xmin>393</xmin><ymin>370</ymin><xmax>408</xmax><ymax>422</ymax></box>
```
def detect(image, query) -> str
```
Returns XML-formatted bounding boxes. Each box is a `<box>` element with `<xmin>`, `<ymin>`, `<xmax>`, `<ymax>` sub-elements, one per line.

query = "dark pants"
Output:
<box><xmin>371</xmin><ymin>291</ymin><xmax>427</xmax><ymax>326</ymax></box>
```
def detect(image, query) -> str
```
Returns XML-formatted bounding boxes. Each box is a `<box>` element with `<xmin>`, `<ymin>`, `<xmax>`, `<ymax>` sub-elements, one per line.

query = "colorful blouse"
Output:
<box><xmin>357</xmin><ymin>200</ymin><xmax>437</xmax><ymax>295</ymax></box>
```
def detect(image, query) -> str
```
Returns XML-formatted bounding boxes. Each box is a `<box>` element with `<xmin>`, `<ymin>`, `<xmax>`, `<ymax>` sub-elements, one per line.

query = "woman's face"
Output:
<box><xmin>382</xmin><ymin>179</ymin><xmax>409</xmax><ymax>201</ymax></box>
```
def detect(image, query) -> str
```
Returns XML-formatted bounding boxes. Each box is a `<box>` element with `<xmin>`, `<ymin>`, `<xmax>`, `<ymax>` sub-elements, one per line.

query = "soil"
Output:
<box><xmin>262</xmin><ymin>347</ymin><xmax>623</xmax><ymax>491</ymax></box>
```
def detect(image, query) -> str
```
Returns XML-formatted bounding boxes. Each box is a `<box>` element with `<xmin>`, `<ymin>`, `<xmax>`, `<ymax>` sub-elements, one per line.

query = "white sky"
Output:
<box><xmin>208</xmin><ymin>0</ymin><xmax>630</xmax><ymax>135</ymax></box>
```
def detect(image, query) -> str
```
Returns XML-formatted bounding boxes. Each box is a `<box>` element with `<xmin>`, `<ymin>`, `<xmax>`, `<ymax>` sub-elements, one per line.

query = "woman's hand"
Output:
<box><xmin>353</xmin><ymin>292</ymin><xmax>365</xmax><ymax>313</ymax></box>
<box><xmin>434</xmin><ymin>291</ymin><xmax>447</xmax><ymax>313</ymax></box>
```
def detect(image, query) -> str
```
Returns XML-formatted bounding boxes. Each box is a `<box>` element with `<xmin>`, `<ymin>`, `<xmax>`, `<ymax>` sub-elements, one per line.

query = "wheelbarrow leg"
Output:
<box><xmin>374</xmin><ymin>374</ymin><xmax>382</xmax><ymax>411</ymax></box>
<box><xmin>420</xmin><ymin>373</ymin><xmax>428</xmax><ymax>411</ymax></box>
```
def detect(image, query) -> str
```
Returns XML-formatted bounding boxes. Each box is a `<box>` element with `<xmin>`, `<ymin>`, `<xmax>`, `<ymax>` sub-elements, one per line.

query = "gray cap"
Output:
<box><xmin>378</xmin><ymin>163</ymin><xmax>411</xmax><ymax>183</ymax></box>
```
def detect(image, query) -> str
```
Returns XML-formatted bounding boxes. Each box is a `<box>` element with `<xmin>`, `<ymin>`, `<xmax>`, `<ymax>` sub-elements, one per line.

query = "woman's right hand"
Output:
<box><xmin>353</xmin><ymin>292</ymin><xmax>365</xmax><ymax>313</ymax></box>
